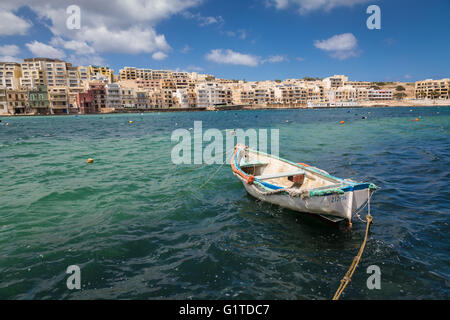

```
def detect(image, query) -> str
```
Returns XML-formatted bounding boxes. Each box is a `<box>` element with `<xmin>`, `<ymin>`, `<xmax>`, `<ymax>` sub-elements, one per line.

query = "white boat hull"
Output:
<box><xmin>242</xmin><ymin>181</ymin><xmax>370</xmax><ymax>221</ymax></box>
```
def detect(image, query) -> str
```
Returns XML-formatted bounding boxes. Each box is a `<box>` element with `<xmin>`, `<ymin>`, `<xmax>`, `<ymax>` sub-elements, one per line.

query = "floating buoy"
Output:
<box><xmin>87</xmin><ymin>158</ymin><xmax>94</xmax><ymax>164</ymax></box>
<box><xmin>340</xmin><ymin>121</ymin><xmax>345</xmax><ymax>124</ymax></box>
<box><xmin>129</xmin><ymin>120</ymin><xmax>133</xmax><ymax>124</ymax></box>
<box><xmin>415</xmin><ymin>118</ymin><xmax>419</xmax><ymax>121</ymax></box>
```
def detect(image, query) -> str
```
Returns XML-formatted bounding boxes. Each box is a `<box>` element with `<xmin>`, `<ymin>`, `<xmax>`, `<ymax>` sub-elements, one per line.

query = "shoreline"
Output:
<box><xmin>0</xmin><ymin>101</ymin><xmax>448</xmax><ymax>117</ymax></box>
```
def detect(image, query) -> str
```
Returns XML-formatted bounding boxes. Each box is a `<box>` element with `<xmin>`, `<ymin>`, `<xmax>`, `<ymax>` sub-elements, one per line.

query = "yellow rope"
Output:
<box><xmin>332</xmin><ymin>213</ymin><xmax>373</xmax><ymax>300</ymax></box>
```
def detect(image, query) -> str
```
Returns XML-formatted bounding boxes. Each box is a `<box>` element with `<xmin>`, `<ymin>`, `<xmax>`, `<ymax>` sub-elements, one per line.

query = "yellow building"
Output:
<box><xmin>89</xmin><ymin>65</ymin><xmax>115</xmax><ymax>83</ymax></box>
<box><xmin>0</xmin><ymin>62</ymin><xmax>22</xmax><ymax>89</ymax></box>
<box><xmin>415</xmin><ymin>79</ymin><xmax>450</xmax><ymax>99</ymax></box>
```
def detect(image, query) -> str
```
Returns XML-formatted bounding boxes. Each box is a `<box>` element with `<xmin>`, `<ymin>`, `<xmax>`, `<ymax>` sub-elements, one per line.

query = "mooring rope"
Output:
<box><xmin>332</xmin><ymin>211</ymin><xmax>373</xmax><ymax>300</ymax></box>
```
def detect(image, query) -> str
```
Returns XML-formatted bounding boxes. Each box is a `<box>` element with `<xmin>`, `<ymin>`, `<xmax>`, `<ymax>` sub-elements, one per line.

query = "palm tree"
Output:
<box><xmin>431</xmin><ymin>90</ymin><xmax>440</xmax><ymax>100</ymax></box>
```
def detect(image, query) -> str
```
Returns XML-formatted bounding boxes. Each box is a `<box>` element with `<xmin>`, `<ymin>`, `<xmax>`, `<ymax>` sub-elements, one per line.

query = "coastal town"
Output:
<box><xmin>0</xmin><ymin>57</ymin><xmax>449</xmax><ymax>116</ymax></box>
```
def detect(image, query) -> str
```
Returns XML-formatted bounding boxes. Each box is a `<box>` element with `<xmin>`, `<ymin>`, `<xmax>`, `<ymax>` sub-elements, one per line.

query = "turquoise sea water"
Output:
<box><xmin>0</xmin><ymin>106</ymin><xmax>449</xmax><ymax>300</ymax></box>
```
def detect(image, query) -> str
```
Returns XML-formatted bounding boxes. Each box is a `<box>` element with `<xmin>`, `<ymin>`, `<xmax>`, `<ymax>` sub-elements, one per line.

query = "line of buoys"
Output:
<box><xmin>87</xmin><ymin>158</ymin><xmax>94</xmax><ymax>164</ymax></box>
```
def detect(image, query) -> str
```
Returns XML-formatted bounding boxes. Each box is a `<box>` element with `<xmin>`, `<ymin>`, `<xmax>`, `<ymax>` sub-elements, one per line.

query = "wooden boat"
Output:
<box><xmin>231</xmin><ymin>144</ymin><xmax>377</xmax><ymax>226</ymax></box>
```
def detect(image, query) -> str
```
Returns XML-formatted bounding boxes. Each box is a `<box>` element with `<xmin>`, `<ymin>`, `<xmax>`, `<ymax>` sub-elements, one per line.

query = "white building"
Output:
<box><xmin>106</xmin><ymin>83</ymin><xmax>121</xmax><ymax>109</ymax></box>
<box><xmin>368</xmin><ymin>89</ymin><xmax>393</xmax><ymax>100</ymax></box>
<box><xmin>323</xmin><ymin>75</ymin><xmax>349</xmax><ymax>89</ymax></box>
<box><xmin>195</xmin><ymin>82</ymin><xmax>228</xmax><ymax>108</ymax></box>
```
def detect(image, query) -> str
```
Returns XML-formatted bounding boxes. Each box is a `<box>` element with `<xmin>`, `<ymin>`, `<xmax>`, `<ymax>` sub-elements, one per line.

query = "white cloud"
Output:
<box><xmin>266</xmin><ymin>0</ymin><xmax>372</xmax><ymax>14</ymax></box>
<box><xmin>80</xmin><ymin>26</ymin><xmax>171</xmax><ymax>55</ymax></box>
<box><xmin>0</xmin><ymin>0</ymin><xmax>205</xmax><ymax>65</ymax></box>
<box><xmin>0</xmin><ymin>11</ymin><xmax>32</xmax><ymax>35</ymax></box>
<box><xmin>50</xmin><ymin>38</ymin><xmax>96</xmax><ymax>55</ymax></box>
<box><xmin>25</xmin><ymin>41</ymin><xmax>66</xmax><ymax>59</ymax></box>
<box><xmin>152</xmin><ymin>51</ymin><xmax>168</xmax><ymax>60</ymax></box>
<box><xmin>181</xmin><ymin>45</ymin><xmax>192</xmax><ymax>54</ymax></box>
<box><xmin>0</xmin><ymin>45</ymin><xmax>20</xmax><ymax>57</ymax></box>
<box><xmin>0</xmin><ymin>56</ymin><xmax>22</xmax><ymax>63</ymax></box>
<box><xmin>205</xmin><ymin>49</ymin><xmax>260</xmax><ymax>67</ymax></box>
<box><xmin>314</xmin><ymin>33</ymin><xmax>360</xmax><ymax>59</ymax></box>
<box><xmin>262</xmin><ymin>55</ymin><xmax>288</xmax><ymax>63</ymax></box>
<box><xmin>296</xmin><ymin>57</ymin><xmax>305</xmax><ymax>61</ymax></box>
<box><xmin>67</xmin><ymin>54</ymin><xmax>105</xmax><ymax>67</ymax></box>
<box><xmin>205</xmin><ymin>50</ymin><xmax>289</xmax><ymax>67</ymax></box>
<box><xmin>223</xmin><ymin>29</ymin><xmax>247</xmax><ymax>40</ymax></box>
<box><xmin>182</xmin><ymin>11</ymin><xmax>224</xmax><ymax>27</ymax></box>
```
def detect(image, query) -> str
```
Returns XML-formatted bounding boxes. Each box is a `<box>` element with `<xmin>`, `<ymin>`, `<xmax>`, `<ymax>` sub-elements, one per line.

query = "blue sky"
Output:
<box><xmin>0</xmin><ymin>0</ymin><xmax>449</xmax><ymax>82</ymax></box>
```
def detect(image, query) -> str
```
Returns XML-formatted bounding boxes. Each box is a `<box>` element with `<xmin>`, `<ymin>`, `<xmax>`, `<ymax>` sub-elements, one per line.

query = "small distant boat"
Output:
<box><xmin>231</xmin><ymin>144</ymin><xmax>377</xmax><ymax>226</ymax></box>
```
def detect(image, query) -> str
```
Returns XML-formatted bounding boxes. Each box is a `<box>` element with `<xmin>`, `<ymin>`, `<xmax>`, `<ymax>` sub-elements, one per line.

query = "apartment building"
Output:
<box><xmin>323</xmin><ymin>75</ymin><xmax>348</xmax><ymax>89</ymax></box>
<box><xmin>306</xmin><ymin>85</ymin><xmax>326</xmax><ymax>104</ymax></box>
<box><xmin>172</xmin><ymin>72</ymin><xmax>190</xmax><ymax>80</ymax></box>
<box><xmin>135</xmin><ymin>90</ymin><xmax>149</xmax><ymax>109</ymax></box>
<box><xmin>195</xmin><ymin>82</ymin><xmax>230</xmax><ymax>108</ymax></box>
<box><xmin>89</xmin><ymin>81</ymin><xmax>106</xmax><ymax>111</ymax></box>
<box><xmin>68</xmin><ymin>87</ymin><xmax>84</xmax><ymax>112</ymax></box>
<box><xmin>89</xmin><ymin>65</ymin><xmax>115</xmax><ymax>83</ymax></box>
<box><xmin>233</xmin><ymin>88</ymin><xmax>255</xmax><ymax>105</ymax></box>
<box><xmin>148</xmin><ymin>89</ymin><xmax>164</xmax><ymax>109</ymax></box>
<box><xmin>368</xmin><ymin>89</ymin><xmax>393</xmax><ymax>100</ymax></box>
<box><xmin>77</xmin><ymin>90</ymin><xmax>95</xmax><ymax>114</ymax></box>
<box><xmin>327</xmin><ymin>86</ymin><xmax>357</xmax><ymax>103</ymax></box>
<box><xmin>29</xmin><ymin>85</ymin><xmax>50</xmax><ymax>115</ymax></box>
<box><xmin>48</xmin><ymin>87</ymin><xmax>69</xmax><ymax>114</ymax></box>
<box><xmin>174</xmin><ymin>88</ymin><xmax>197</xmax><ymax>108</ymax></box>
<box><xmin>0</xmin><ymin>62</ymin><xmax>22</xmax><ymax>89</ymax></box>
<box><xmin>45</xmin><ymin>60</ymin><xmax>70</xmax><ymax>87</ymax></box>
<box><xmin>67</xmin><ymin>67</ymin><xmax>84</xmax><ymax>89</ymax></box>
<box><xmin>6</xmin><ymin>88</ymin><xmax>29</xmax><ymax>114</ymax></box>
<box><xmin>415</xmin><ymin>78</ymin><xmax>450</xmax><ymax>99</ymax></box>
<box><xmin>105</xmin><ymin>83</ymin><xmax>121</xmax><ymax>109</ymax></box>
<box><xmin>356</xmin><ymin>88</ymin><xmax>370</xmax><ymax>101</ymax></box>
<box><xmin>152</xmin><ymin>70</ymin><xmax>172</xmax><ymax>80</ymax></box>
<box><xmin>0</xmin><ymin>87</ymin><xmax>7</xmax><ymax>114</ymax></box>
<box><xmin>274</xmin><ymin>85</ymin><xmax>307</xmax><ymax>105</ymax></box>
<box><xmin>77</xmin><ymin>66</ymin><xmax>89</xmax><ymax>81</ymax></box>
<box><xmin>344</xmin><ymin>81</ymin><xmax>371</xmax><ymax>88</ymax></box>
<box><xmin>120</xmin><ymin>87</ymin><xmax>135</xmax><ymax>108</ymax></box>
<box><xmin>135</xmin><ymin>79</ymin><xmax>162</xmax><ymax>89</ymax></box>
<box><xmin>119</xmin><ymin>67</ymin><xmax>137</xmax><ymax>80</ymax></box>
